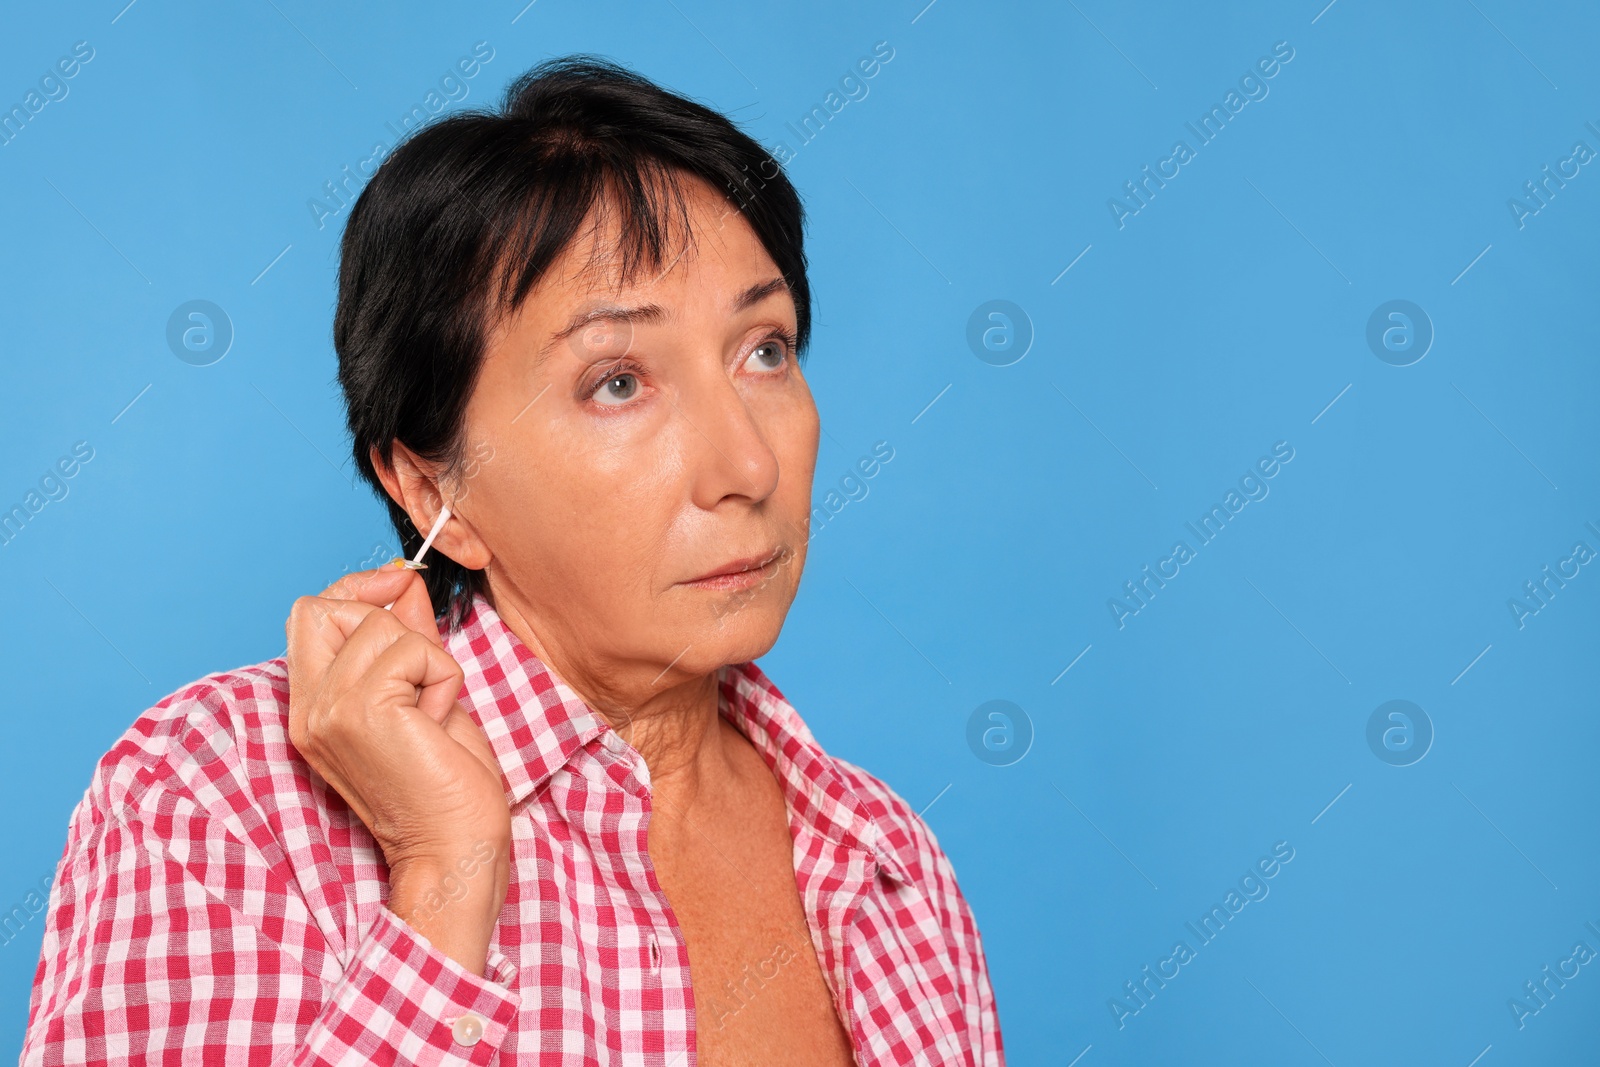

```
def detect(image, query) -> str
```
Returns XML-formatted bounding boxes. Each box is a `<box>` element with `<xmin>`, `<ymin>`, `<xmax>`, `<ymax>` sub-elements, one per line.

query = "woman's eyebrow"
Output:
<box><xmin>535</xmin><ymin>279</ymin><xmax>791</xmax><ymax>367</ymax></box>
<box><xmin>538</xmin><ymin>302</ymin><xmax>667</xmax><ymax>364</ymax></box>
<box><xmin>732</xmin><ymin>277</ymin><xmax>791</xmax><ymax>312</ymax></box>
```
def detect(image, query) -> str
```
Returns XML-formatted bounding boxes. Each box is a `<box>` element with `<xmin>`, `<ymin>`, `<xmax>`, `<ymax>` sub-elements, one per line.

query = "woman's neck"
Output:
<box><xmin>483</xmin><ymin>584</ymin><xmax>740</xmax><ymax>811</ymax></box>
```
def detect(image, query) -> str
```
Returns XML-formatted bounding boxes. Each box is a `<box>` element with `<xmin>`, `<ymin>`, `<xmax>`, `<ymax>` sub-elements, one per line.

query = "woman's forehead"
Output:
<box><xmin>522</xmin><ymin>215</ymin><xmax>778</xmax><ymax>326</ymax></box>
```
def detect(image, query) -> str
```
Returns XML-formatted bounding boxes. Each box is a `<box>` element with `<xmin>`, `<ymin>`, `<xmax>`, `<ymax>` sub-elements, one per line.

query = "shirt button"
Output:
<box><xmin>451</xmin><ymin>1013</ymin><xmax>485</xmax><ymax>1046</ymax></box>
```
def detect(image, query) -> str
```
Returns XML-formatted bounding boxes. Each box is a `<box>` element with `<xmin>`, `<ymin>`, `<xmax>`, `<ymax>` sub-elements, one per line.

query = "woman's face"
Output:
<box><xmin>430</xmin><ymin>175</ymin><xmax>819</xmax><ymax>707</ymax></box>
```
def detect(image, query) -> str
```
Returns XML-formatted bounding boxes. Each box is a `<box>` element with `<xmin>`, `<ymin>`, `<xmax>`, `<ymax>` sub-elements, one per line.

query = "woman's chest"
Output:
<box><xmin>416</xmin><ymin>771</ymin><xmax>970</xmax><ymax>1064</ymax></box>
<box><xmin>644</xmin><ymin>786</ymin><xmax>858</xmax><ymax>1067</ymax></box>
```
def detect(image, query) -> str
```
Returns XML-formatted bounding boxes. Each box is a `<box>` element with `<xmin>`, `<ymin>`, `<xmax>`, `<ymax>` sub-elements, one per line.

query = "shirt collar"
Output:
<box><xmin>713</xmin><ymin>657</ymin><xmax>914</xmax><ymax>886</ymax></box>
<box><xmin>444</xmin><ymin>592</ymin><xmax>913</xmax><ymax>886</ymax></box>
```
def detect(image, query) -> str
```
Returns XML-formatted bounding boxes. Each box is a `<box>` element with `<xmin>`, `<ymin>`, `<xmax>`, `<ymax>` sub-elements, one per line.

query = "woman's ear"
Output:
<box><xmin>369</xmin><ymin>442</ymin><xmax>494</xmax><ymax>570</ymax></box>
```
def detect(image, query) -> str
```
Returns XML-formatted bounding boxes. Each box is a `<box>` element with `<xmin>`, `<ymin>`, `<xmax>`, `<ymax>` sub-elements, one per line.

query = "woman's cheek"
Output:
<box><xmin>780</xmin><ymin>394</ymin><xmax>821</xmax><ymax>478</ymax></box>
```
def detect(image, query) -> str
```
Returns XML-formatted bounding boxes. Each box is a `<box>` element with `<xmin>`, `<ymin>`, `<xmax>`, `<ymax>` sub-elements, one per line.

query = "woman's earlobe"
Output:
<box><xmin>433</xmin><ymin>507</ymin><xmax>494</xmax><ymax>571</ymax></box>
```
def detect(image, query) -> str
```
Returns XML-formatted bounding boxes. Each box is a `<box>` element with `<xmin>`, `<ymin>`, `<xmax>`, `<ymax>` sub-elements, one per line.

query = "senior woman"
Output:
<box><xmin>22</xmin><ymin>56</ymin><xmax>1002</xmax><ymax>1066</ymax></box>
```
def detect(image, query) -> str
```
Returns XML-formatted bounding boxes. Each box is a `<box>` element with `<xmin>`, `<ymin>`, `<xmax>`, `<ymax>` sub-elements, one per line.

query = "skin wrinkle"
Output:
<box><xmin>540</xmin><ymin>280</ymin><xmax>791</xmax><ymax>374</ymax></box>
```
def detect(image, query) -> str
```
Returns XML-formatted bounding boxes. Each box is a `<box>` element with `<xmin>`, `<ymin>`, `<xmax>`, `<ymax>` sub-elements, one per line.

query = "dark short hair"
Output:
<box><xmin>334</xmin><ymin>55</ymin><xmax>811</xmax><ymax>628</ymax></box>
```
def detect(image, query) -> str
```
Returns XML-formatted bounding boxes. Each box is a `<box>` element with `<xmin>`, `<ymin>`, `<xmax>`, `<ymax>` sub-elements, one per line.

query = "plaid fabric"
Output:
<box><xmin>21</xmin><ymin>593</ymin><xmax>1003</xmax><ymax>1065</ymax></box>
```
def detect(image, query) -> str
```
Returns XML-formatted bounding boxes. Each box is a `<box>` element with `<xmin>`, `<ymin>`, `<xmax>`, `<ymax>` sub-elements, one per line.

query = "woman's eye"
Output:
<box><xmin>592</xmin><ymin>371</ymin><xmax>640</xmax><ymax>405</ymax></box>
<box><xmin>744</xmin><ymin>339</ymin><xmax>788</xmax><ymax>373</ymax></box>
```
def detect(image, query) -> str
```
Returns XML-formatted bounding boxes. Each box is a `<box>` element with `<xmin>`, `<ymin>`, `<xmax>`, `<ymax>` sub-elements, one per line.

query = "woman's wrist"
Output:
<box><xmin>387</xmin><ymin>852</ymin><xmax>509</xmax><ymax>977</ymax></box>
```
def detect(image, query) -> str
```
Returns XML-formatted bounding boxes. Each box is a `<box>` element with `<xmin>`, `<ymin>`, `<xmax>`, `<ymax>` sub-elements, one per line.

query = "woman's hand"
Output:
<box><xmin>285</xmin><ymin>567</ymin><xmax>511</xmax><ymax>975</ymax></box>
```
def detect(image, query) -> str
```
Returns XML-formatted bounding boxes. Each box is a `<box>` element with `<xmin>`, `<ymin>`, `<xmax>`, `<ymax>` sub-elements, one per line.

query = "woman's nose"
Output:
<box><xmin>679</xmin><ymin>371</ymin><xmax>780</xmax><ymax>510</ymax></box>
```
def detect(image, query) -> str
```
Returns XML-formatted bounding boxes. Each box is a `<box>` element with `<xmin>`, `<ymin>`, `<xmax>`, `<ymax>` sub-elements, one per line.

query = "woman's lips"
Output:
<box><xmin>679</xmin><ymin>547</ymin><xmax>784</xmax><ymax>590</ymax></box>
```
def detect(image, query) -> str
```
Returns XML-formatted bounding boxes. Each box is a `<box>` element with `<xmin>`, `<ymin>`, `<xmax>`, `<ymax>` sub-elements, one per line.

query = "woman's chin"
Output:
<box><xmin>672</xmin><ymin>602</ymin><xmax>787</xmax><ymax>670</ymax></box>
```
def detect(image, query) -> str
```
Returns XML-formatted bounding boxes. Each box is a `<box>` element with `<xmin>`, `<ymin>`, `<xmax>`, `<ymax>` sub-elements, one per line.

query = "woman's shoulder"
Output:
<box><xmin>79</xmin><ymin>655</ymin><xmax>294</xmax><ymax>827</ymax></box>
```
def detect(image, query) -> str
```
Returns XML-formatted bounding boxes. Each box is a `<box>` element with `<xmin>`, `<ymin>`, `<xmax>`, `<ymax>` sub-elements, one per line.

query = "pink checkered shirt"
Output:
<box><xmin>22</xmin><ymin>593</ymin><xmax>1003</xmax><ymax>1065</ymax></box>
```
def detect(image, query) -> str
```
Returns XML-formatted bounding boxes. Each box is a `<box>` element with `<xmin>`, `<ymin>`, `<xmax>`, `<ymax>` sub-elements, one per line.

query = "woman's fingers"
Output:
<box><xmin>356</xmin><ymin>626</ymin><xmax>466</xmax><ymax>726</ymax></box>
<box><xmin>287</xmin><ymin>596</ymin><xmax>371</xmax><ymax>692</ymax></box>
<box><xmin>287</xmin><ymin>563</ymin><xmax>459</xmax><ymax>759</ymax></box>
<box><xmin>386</xmin><ymin>568</ymin><xmax>443</xmax><ymax>642</ymax></box>
<box><xmin>327</xmin><ymin>565</ymin><xmax>444</xmax><ymax>646</ymax></box>
<box><xmin>289</xmin><ymin>568</ymin><xmax>441</xmax><ymax>666</ymax></box>
<box><xmin>309</xmin><ymin>608</ymin><xmax>454</xmax><ymax>717</ymax></box>
<box><xmin>286</xmin><ymin>594</ymin><xmax>389</xmax><ymax>682</ymax></box>
<box><xmin>319</xmin><ymin>564</ymin><xmax>413</xmax><ymax>603</ymax></box>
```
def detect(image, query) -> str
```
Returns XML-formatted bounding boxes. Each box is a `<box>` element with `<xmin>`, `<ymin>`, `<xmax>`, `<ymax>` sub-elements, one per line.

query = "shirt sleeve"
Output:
<box><xmin>20</xmin><ymin>791</ymin><xmax>520</xmax><ymax>1067</ymax></box>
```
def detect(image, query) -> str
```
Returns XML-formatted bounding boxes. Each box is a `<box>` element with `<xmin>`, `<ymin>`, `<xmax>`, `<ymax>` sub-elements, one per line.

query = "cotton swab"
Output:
<box><xmin>382</xmin><ymin>505</ymin><xmax>452</xmax><ymax>611</ymax></box>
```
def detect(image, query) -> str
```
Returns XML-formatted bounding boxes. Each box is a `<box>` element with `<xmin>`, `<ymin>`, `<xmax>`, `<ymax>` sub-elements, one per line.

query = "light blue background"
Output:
<box><xmin>3</xmin><ymin>1</ymin><xmax>1598</xmax><ymax>1063</ymax></box>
